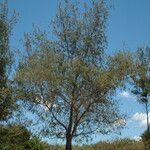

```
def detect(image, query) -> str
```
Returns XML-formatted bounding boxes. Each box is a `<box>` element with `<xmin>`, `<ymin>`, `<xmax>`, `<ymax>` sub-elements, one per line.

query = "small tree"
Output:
<box><xmin>15</xmin><ymin>1</ymin><xmax>132</xmax><ymax>150</ymax></box>
<box><xmin>131</xmin><ymin>47</ymin><xmax>150</xmax><ymax>132</ymax></box>
<box><xmin>0</xmin><ymin>0</ymin><xmax>17</xmax><ymax>121</ymax></box>
<box><xmin>0</xmin><ymin>124</ymin><xmax>45</xmax><ymax>150</ymax></box>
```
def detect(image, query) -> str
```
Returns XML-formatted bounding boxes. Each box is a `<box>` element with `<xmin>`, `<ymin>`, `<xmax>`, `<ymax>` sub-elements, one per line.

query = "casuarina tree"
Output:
<box><xmin>131</xmin><ymin>47</ymin><xmax>150</xmax><ymax>132</ymax></box>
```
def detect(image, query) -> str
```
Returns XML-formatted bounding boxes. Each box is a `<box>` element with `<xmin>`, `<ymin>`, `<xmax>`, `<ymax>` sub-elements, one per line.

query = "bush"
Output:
<box><xmin>141</xmin><ymin>130</ymin><xmax>150</xmax><ymax>150</ymax></box>
<box><xmin>0</xmin><ymin>144</ymin><xmax>25</xmax><ymax>150</ymax></box>
<box><xmin>0</xmin><ymin>124</ymin><xmax>31</xmax><ymax>149</ymax></box>
<box><xmin>24</xmin><ymin>138</ymin><xmax>45</xmax><ymax>150</ymax></box>
<box><xmin>72</xmin><ymin>139</ymin><xmax>144</xmax><ymax>150</ymax></box>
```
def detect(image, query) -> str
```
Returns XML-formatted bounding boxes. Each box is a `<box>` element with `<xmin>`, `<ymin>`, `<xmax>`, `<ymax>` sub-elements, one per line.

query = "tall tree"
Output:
<box><xmin>15</xmin><ymin>1</ymin><xmax>131</xmax><ymax>150</ymax></box>
<box><xmin>0</xmin><ymin>0</ymin><xmax>17</xmax><ymax>121</ymax></box>
<box><xmin>131</xmin><ymin>47</ymin><xmax>150</xmax><ymax>132</ymax></box>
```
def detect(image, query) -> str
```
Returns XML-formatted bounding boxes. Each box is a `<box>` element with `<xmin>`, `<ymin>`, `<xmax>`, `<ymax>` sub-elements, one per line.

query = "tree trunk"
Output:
<box><xmin>145</xmin><ymin>102</ymin><xmax>149</xmax><ymax>133</ymax></box>
<box><xmin>65</xmin><ymin>136</ymin><xmax>72</xmax><ymax>150</ymax></box>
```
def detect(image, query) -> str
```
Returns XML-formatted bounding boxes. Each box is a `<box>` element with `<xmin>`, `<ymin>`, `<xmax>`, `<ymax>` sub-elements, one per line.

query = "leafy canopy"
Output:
<box><xmin>15</xmin><ymin>0</ymin><xmax>132</xmax><ymax>147</ymax></box>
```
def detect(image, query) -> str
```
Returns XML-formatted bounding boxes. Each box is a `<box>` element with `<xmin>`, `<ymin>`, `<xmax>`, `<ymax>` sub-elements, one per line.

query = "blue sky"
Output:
<box><xmin>5</xmin><ymin>0</ymin><xmax>150</xmax><ymax>144</ymax></box>
<box><xmin>108</xmin><ymin>0</ymin><xmax>150</xmax><ymax>53</ymax></box>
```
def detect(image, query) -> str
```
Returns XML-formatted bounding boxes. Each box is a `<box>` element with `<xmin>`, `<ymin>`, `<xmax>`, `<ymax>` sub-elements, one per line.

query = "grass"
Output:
<box><xmin>44</xmin><ymin>139</ymin><xmax>145</xmax><ymax>150</ymax></box>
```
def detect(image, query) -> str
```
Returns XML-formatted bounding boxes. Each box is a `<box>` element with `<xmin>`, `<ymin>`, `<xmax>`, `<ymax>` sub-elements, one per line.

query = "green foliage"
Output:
<box><xmin>15</xmin><ymin>1</ymin><xmax>133</xmax><ymax>150</ymax></box>
<box><xmin>0</xmin><ymin>124</ymin><xmax>47</xmax><ymax>150</ymax></box>
<box><xmin>130</xmin><ymin>47</ymin><xmax>150</xmax><ymax>131</ymax></box>
<box><xmin>0</xmin><ymin>144</ymin><xmax>24</xmax><ymax>150</ymax></box>
<box><xmin>0</xmin><ymin>124</ymin><xmax>30</xmax><ymax>149</ymax></box>
<box><xmin>131</xmin><ymin>47</ymin><xmax>150</xmax><ymax>103</ymax></box>
<box><xmin>0</xmin><ymin>124</ymin><xmax>30</xmax><ymax>144</ymax></box>
<box><xmin>24</xmin><ymin>138</ymin><xmax>45</xmax><ymax>150</ymax></box>
<box><xmin>141</xmin><ymin>130</ymin><xmax>150</xmax><ymax>150</ymax></box>
<box><xmin>52</xmin><ymin>0</ymin><xmax>108</xmax><ymax>65</ymax></box>
<box><xmin>72</xmin><ymin>139</ymin><xmax>144</xmax><ymax>150</ymax></box>
<box><xmin>34</xmin><ymin>139</ymin><xmax>144</xmax><ymax>150</ymax></box>
<box><xmin>15</xmin><ymin>47</ymin><xmax>131</xmax><ymax>140</ymax></box>
<box><xmin>0</xmin><ymin>0</ymin><xmax>17</xmax><ymax>121</ymax></box>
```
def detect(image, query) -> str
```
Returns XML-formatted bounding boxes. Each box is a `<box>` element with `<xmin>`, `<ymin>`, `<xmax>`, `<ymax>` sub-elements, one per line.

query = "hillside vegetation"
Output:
<box><xmin>44</xmin><ymin>139</ymin><xmax>144</xmax><ymax>150</ymax></box>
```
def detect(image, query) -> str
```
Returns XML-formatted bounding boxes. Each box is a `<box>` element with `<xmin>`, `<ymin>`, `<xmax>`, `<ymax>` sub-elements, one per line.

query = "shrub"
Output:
<box><xmin>0</xmin><ymin>124</ymin><xmax>31</xmax><ymax>149</ymax></box>
<box><xmin>24</xmin><ymin>138</ymin><xmax>45</xmax><ymax>150</ymax></box>
<box><xmin>0</xmin><ymin>125</ymin><xmax>31</xmax><ymax>149</ymax></box>
<box><xmin>141</xmin><ymin>130</ymin><xmax>150</xmax><ymax>150</ymax></box>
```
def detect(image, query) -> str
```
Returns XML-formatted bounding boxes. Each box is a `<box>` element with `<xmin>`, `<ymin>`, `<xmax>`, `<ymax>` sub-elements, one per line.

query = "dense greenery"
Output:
<box><xmin>0</xmin><ymin>124</ymin><xmax>46</xmax><ymax>150</ymax></box>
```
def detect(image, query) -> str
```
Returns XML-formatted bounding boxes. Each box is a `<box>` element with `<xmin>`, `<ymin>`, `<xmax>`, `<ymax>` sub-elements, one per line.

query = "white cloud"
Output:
<box><xmin>114</xmin><ymin>118</ymin><xmax>126</xmax><ymax>126</ymax></box>
<box><xmin>120</xmin><ymin>91</ymin><xmax>130</xmax><ymax>98</ymax></box>
<box><xmin>132</xmin><ymin>136</ymin><xmax>142</xmax><ymax>141</ymax></box>
<box><xmin>118</xmin><ymin>91</ymin><xmax>136</xmax><ymax>100</ymax></box>
<box><xmin>131</xmin><ymin>112</ymin><xmax>150</xmax><ymax>127</ymax></box>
